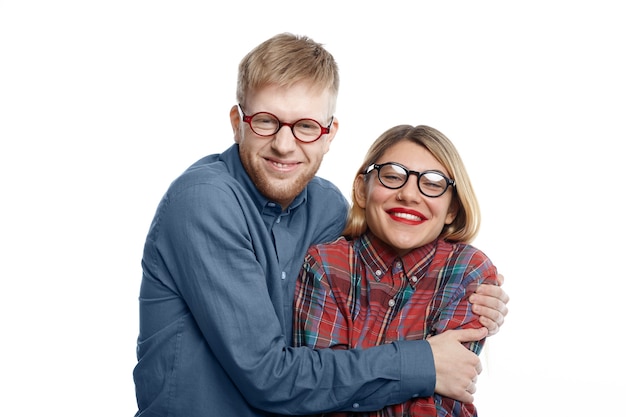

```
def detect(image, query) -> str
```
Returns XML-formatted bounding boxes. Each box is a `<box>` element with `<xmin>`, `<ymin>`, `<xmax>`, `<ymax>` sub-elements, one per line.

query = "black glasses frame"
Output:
<box><xmin>365</xmin><ymin>162</ymin><xmax>455</xmax><ymax>198</ymax></box>
<box><xmin>238</xmin><ymin>104</ymin><xmax>332</xmax><ymax>143</ymax></box>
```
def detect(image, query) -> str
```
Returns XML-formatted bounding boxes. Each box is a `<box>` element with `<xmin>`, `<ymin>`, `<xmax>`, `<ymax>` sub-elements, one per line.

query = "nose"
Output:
<box><xmin>398</xmin><ymin>176</ymin><xmax>423</xmax><ymax>202</ymax></box>
<box><xmin>271</xmin><ymin>125</ymin><xmax>298</xmax><ymax>154</ymax></box>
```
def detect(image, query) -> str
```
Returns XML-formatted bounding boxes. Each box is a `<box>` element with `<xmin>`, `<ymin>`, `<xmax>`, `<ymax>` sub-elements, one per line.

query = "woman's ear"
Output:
<box><xmin>445</xmin><ymin>199</ymin><xmax>459</xmax><ymax>225</ymax></box>
<box><xmin>354</xmin><ymin>174</ymin><xmax>368</xmax><ymax>209</ymax></box>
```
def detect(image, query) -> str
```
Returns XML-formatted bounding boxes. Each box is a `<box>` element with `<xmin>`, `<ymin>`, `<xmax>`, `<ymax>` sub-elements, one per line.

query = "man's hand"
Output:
<box><xmin>470</xmin><ymin>273</ymin><xmax>509</xmax><ymax>336</ymax></box>
<box><xmin>427</xmin><ymin>328</ymin><xmax>487</xmax><ymax>403</ymax></box>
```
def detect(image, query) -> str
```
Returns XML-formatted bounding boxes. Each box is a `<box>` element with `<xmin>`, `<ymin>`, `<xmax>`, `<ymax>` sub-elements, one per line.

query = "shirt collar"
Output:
<box><xmin>358</xmin><ymin>231</ymin><xmax>438</xmax><ymax>281</ymax></box>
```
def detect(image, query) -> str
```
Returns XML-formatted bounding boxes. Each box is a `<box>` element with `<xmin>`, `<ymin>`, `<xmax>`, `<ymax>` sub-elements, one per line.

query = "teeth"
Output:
<box><xmin>274</xmin><ymin>162</ymin><xmax>292</xmax><ymax>168</ymax></box>
<box><xmin>393</xmin><ymin>212</ymin><xmax>422</xmax><ymax>221</ymax></box>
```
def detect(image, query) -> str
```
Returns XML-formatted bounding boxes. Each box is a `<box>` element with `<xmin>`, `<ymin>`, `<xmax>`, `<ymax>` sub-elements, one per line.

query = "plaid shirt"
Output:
<box><xmin>293</xmin><ymin>232</ymin><xmax>498</xmax><ymax>417</ymax></box>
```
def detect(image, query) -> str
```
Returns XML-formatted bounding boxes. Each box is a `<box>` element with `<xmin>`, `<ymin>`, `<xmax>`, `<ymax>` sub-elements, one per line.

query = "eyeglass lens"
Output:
<box><xmin>249</xmin><ymin>113</ymin><xmax>323</xmax><ymax>142</ymax></box>
<box><xmin>377</xmin><ymin>163</ymin><xmax>449</xmax><ymax>197</ymax></box>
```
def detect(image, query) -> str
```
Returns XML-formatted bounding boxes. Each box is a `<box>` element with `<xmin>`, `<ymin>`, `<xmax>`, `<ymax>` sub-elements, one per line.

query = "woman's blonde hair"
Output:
<box><xmin>236</xmin><ymin>33</ymin><xmax>339</xmax><ymax>119</ymax></box>
<box><xmin>343</xmin><ymin>125</ymin><xmax>481</xmax><ymax>244</ymax></box>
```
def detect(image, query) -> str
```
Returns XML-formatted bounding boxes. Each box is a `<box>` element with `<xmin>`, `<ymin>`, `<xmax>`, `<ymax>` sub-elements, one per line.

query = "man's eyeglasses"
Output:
<box><xmin>239</xmin><ymin>104</ymin><xmax>332</xmax><ymax>143</ymax></box>
<box><xmin>365</xmin><ymin>162</ymin><xmax>455</xmax><ymax>198</ymax></box>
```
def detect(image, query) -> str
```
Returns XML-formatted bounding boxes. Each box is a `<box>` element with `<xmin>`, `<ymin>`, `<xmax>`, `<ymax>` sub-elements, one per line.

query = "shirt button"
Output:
<box><xmin>375</xmin><ymin>269</ymin><xmax>382</xmax><ymax>276</ymax></box>
<box><xmin>411</xmin><ymin>276</ymin><xmax>418</xmax><ymax>283</ymax></box>
<box><xmin>388</xmin><ymin>299</ymin><xmax>396</xmax><ymax>307</ymax></box>
<box><xmin>276</xmin><ymin>217</ymin><xmax>281</xmax><ymax>224</ymax></box>
<box><xmin>395</xmin><ymin>261</ymin><xmax>402</xmax><ymax>269</ymax></box>
<box><xmin>352</xmin><ymin>403</ymin><xmax>360</xmax><ymax>409</ymax></box>
<box><xmin>281</xmin><ymin>271</ymin><xmax>286</xmax><ymax>280</ymax></box>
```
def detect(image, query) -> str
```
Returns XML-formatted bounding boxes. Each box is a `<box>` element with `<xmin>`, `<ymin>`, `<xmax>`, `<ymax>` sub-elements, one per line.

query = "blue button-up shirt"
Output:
<box><xmin>133</xmin><ymin>145</ymin><xmax>435</xmax><ymax>416</ymax></box>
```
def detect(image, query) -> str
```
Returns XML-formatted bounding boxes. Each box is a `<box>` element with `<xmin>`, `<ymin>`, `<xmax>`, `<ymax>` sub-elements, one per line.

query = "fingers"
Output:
<box><xmin>448</xmin><ymin>367</ymin><xmax>480</xmax><ymax>403</ymax></box>
<box><xmin>475</xmin><ymin>282</ymin><xmax>510</xmax><ymax>307</ymax></box>
<box><xmin>473</xmin><ymin>306</ymin><xmax>504</xmax><ymax>336</ymax></box>
<box><xmin>465</xmin><ymin>375</ymin><xmax>478</xmax><ymax>395</ymax></box>
<box><xmin>451</xmin><ymin>327</ymin><xmax>488</xmax><ymax>344</ymax></box>
<box><xmin>431</xmin><ymin>329</ymin><xmax>483</xmax><ymax>402</ymax></box>
<box><xmin>470</xmin><ymin>295</ymin><xmax>507</xmax><ymax>320</ymax></box>
<box><xmin>429</xmin><ymin>330</ymin><xmax>484</xmax><ymax>403</ymax></box>
<box><xmin>457</xmin><ymin>390</ymin><xmax>474</xmax><ymax>404</ymax></box>
<box><xmin>495</xmin><ymin>272</ymin><xmax>505</xmax><ymax>286</ymax></box>
<box><xmin>470</xmin><ymin>283</ymin><xmax>509</xmax><ymax>336</ymax></box>
<box><xmin>464</xmin><ymin>365</ymin><xmax>481</xmax><ymax>398</ymax></box>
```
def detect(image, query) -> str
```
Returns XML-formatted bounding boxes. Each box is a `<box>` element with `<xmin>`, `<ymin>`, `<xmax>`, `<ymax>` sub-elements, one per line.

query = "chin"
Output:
<box><xmin>262</xmin><ymin>182</ymin><xmax>304</xmax><ymax>205</ymax></box>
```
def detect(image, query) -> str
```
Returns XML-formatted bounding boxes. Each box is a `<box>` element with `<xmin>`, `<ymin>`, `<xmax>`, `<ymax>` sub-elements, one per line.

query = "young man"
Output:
<box><xmin>133</xmin><ymin>33</ymin><xmax>509</xmax><ymax>417</ymax></box>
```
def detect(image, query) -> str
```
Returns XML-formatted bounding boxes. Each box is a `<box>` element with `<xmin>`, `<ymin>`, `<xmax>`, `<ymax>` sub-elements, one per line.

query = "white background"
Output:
<box><xmin>1</xmin><ymin>1</ymin><xmax>624</xmax><ymax>416</ymax></box>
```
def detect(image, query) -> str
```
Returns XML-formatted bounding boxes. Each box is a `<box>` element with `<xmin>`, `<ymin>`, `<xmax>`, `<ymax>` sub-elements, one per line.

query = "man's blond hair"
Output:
<box><xmin>236</xmin><ymin>33</ymin><xmax>340</xmax><ymax>118</ymax></box>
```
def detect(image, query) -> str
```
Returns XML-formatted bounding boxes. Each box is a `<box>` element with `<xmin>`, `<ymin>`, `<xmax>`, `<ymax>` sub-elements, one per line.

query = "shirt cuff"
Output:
<box><xmin>395</xmin><ymin>339</ymin><xmax>436</xmax><ymax>398</ymax></box>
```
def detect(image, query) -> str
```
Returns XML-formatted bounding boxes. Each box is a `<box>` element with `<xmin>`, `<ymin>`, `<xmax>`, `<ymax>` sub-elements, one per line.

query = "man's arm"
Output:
<box><xmin>160</xmin><ymin>182</ymin><xmax>434</xmax><ymax>414</ymax></box>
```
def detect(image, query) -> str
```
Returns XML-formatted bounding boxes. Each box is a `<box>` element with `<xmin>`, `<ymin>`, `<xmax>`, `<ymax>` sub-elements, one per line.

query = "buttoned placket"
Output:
<box><xmin>383</xmin><ymin>258</ymin><xmax>420</xmax><ymax>344</ymax></box>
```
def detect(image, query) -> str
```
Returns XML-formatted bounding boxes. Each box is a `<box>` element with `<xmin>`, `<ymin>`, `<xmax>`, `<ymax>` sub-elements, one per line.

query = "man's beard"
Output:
<box><xmin>240</xmin><ymin>148</ymin><xmax>321</xmax><ymax>207</ymax></box>
<box><xmin>252</xmin><ymin>165</ymin><xmax>316</xmax><ymax>207</ymax></box>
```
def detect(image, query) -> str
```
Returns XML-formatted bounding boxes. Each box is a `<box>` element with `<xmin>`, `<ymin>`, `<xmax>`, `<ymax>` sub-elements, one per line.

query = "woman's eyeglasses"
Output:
<box><xmin>365</xmin><ymin>162</ymin><xmax>455</xmax><ymax>198</ymax></box>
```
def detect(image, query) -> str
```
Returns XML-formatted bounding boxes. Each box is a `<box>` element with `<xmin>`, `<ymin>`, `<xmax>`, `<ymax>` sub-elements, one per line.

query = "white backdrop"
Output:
<box><xmin>1</xmin><ymin>1</ymin><xmax>624</xmax><ymax>416</ymax></box>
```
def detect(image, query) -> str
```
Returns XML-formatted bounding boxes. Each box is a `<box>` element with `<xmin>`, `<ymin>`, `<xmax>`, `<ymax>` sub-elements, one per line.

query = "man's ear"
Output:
<box><xmin>321</xmin><ymin>116</ymin><xmax>339</xmax><ymax>154</ymax></box>
<box><xmin>229</xmin><ymin>105</ymin><xmax>242</xmax><ymax>143</ymax></box>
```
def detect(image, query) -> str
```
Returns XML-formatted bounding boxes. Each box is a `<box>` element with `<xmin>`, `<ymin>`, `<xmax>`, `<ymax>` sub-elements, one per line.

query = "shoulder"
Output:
<box><xmin>302</xmin><ymin>177</ymin><xmax>349</xmax><ymax>233</ymax></box>
<box><xmin>159</xmin><ymin>155</ymin><xmax>248</xmax><ymax>210</ymax></box>
<box><xmin>437</xmin><ymin>241</ymin><xmax>497</xmax><ymax>280</ymax></box>
<box><xmin>438</xmin><ymin>241</ymin><xmax>490</xmax><ymax>262</ymax></box>
<box><xmin>172</xmin><ymin>156</ymin><xmax>230</xmax><ymax>191</ymax></box>
<box><xmin>309</xmin><ymin>236</ymin><xmax>351</xmax><ymax>256</ymax></box>
<box><xmin>306</xmin><ymin>176</ymin><xmax>348</xmax><ymax>207</ymax></box>
<box><xmin>152</xmin><ymin>155</ymin><xmax>255</xmax><ymax>230</ymax></box>
<box><xmin>303</xmin><ymin>237</ymin><xmax>354</xmax><ymax>285</ymax></box>
<box><xmin>305</xmin><ymin>237</ymin><xmax>355</xmax><ymax>274</ymax></box>
<box><xmin>452</xmin><ymin>243</ymin><xmax>490</xmax><ymax>262</ymax></box>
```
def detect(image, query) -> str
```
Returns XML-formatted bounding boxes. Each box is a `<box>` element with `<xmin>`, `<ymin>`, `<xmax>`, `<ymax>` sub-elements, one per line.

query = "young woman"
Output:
<box><xmin>293</xmin><ymin>124</ymin><xmax>498</xmax><ymax>417</ymax></box>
